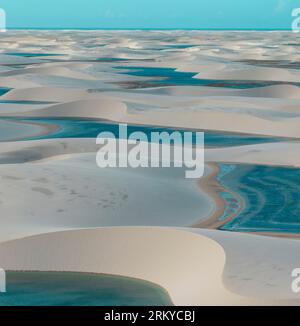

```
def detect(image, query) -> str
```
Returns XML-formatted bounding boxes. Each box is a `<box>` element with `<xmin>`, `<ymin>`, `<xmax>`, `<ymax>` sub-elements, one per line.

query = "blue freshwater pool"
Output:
<box><xmin>0</xmin><ymin>271</ymin><xmax>173</xmax><ymax>306</ymax></box>
<box><xmin>217</xmin><ymin>164</ymin><xmax>300</xmax><ymax>234</ymax></box>
<box><xmin>0</xmin><ymin>88</ymin><xmax>10</xmax><ymax>96</ymax></box>
<box><xmin>116</xmin><ymin>66</ymin><xmax>300</xmax><ymax>89</ymax></box>
<box><xmin>4</xmin><ymin>53</ymin><xmax>62</xmax><ymax>58</ymax></box>
<box><xmin>0</xmin><ymin>117</ymin><xmax>283</xmax><ymax>148</ymax></box>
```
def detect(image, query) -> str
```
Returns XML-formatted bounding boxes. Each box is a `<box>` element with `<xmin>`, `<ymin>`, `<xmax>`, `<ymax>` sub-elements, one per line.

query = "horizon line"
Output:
<box><xmin>3</xmin><ymin>27</ymin><xmax>294</xmax><ymax>31</ymax></box>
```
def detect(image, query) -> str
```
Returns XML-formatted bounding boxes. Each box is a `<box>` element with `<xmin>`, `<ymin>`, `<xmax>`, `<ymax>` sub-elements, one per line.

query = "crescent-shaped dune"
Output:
<box><xmin>2</xmin><ymin>97</ymin><xmax>300</xmax><ymax>138</ymax></box>
<box><xmin>5</xmin><ymin>99</ymin><xmax>128</xmax><ymax>120</ymax></box>
<box><xmin>1</xmin><ymin>87</ymin><xmax>89</xmax><ymax>102</ymax></box>
<box><xmin>0</xmin><ymin>227</ymin><xmax>299</xmax><ymax>306</ymax></box>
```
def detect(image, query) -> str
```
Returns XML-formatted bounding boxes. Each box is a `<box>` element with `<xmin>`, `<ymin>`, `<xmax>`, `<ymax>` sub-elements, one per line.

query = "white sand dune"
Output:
<box><xmin>196</xmin><ymin>229</ymin><xmax>300</xmax><ymax>301</ymax></box>
<box><xmin>0</xmin><ymin>227</ymin><xmax>299</xmax><ymax>306</ymax></box>
<box><xmin>0</xmin><ymin>76</ymin><xmax>41</xmax><ymax>89</ymax></box>
<box><xmin>2</xmin><ymin>80</ymin><xmax>300</xmax><ymax>138</ymax></box>
<box><xmin>2</xmin><ymin>87</ymin><xmax>90</xmax><ymax>102</ymax></box>
<box><xmin>2</xmin><ymin>96</ymin><xmax>300</xmax><ymax>138</ymax></box>
<box><xmin>141</xmin><ymin>84</ymin><xmax>300</xmax><ymax>99</ymax></box>
<box><xmin>206</xmin><ymin>142</ymin><xmax>300</xmax><ymax>167</ymax></box>
<box><xmin>1</xmin><ymin>65</ymin><xmax>98</xmax><ymax>81</ymax></box>
<box><xmin>1</xmin><ymin>30</ymin><xmax>300</xmax><ymax>306</ymax></box>
<box><xmin>0</xmin><ymin>102</ymin><xmax>52</xmax><ymax>114</ymax></box>
<box><xmin>4</xmin><ymin>99</ymin><xmax>127</xmax><ymax>120</ymax></box>
<box><xmin>1</xmin><ymin>35</ymin><xmax>300</xmax><ymax>139</ymax></box>
<box><xmin>193</xmin><ymin>65</ymin><xmax>300</xmax><ymax>83</ymax></box>
<box><xmin>237</xmin><ymin>84</ymin><xmax>300</xmax><ymax>99</ymax></box>
<box><xmin>0</xmin><ymin>139</ymin><xmax>98</xmax><ymax>163</ymax></box>
<box><xmin>0</xmin><ymin>152</ymin><xmax>213</xmax><ymax>242</ymax></box>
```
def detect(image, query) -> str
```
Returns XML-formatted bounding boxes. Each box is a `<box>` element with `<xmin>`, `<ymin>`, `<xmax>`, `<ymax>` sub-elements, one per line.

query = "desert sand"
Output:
<box><xmin>0</xmin><ymin>30</ymin><xmax>300</xmax><ymax>306</ymax></box>
<box><xmin>0</xmin><ymin>227</ymin><xmax>300</xmax><ymax>306</ymax></box>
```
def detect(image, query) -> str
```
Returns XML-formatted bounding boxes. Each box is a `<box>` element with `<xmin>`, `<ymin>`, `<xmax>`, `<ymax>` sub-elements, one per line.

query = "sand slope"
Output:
<box><xmin>1</xmin><ymin>30</ymin><xmax>300</xmax><ymax>306</ymax></box>
<box><xmin>0</xmin><ymin>227</ymin><xmax>299</xmax><ymax>306</ymax></box>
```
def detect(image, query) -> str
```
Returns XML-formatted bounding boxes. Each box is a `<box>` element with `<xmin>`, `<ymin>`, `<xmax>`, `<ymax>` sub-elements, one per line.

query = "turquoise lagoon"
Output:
<box><xmin>0</xmin><ymin>117</ymin><xmax>282</xmax><ymax>148</ymax></box>
<box><xmin>0</xmin><ymin>119</ymin><xmax>46</xmax><ymax>142</ymax></box>
<box><xmin>0</xmin><ymin>88</ymin><xmax>10</xmax><ymax>96</ymax></box>
<box><xmin>116</xmin><ymin>66</ymin><xmax>300</xmax><ymax>89</ymax></box>
<box><xmin>217</xmin><ymin>164</ymin><xmax>300</xmax><ymax>234</ymax></box>
<box><xmin>0</xmin><ymin>272</ymin><xmax>173</xmax><ymax>306</ymax></box>
<box><xmin>5</xmin><ymin>53</ymin><xmax>63</xmax><ymax>58</ymax></box>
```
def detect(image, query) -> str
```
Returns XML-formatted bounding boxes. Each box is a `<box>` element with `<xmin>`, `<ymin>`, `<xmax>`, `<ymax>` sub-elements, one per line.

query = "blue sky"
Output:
<box><xmin>0</xmin><ymin>0</ymin><xmax>297</xmax><ymax>29</ymax></box>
